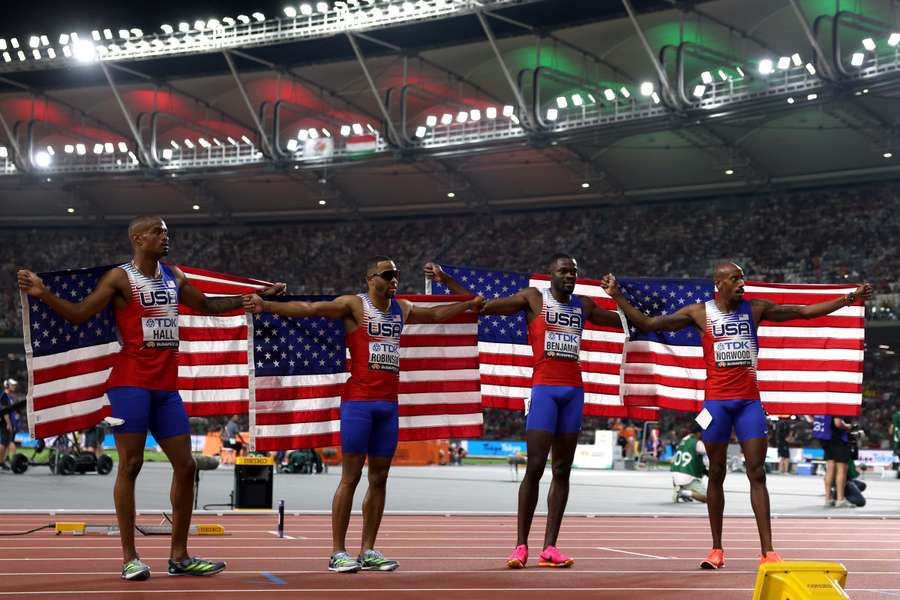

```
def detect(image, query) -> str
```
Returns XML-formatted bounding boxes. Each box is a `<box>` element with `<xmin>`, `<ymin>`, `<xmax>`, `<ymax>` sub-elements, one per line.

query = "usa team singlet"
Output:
<box><xmin>528</xmin><ymin>288</ymin><xmax>585</xmax><ymax>387</ymax></box>
<box><xmin>701</xmin><ymin>299</ymin><xmax>760</xmax><ymax>400</ymax></box>
<box><xmin>342</xmin><ymin>294</ymin><xmax>405</xmax><ymax>401</ymax></box>
<box><xmin>106</xmin><ymin>262</ymin><xmax>180</xmax><ymax>391</ymax></box>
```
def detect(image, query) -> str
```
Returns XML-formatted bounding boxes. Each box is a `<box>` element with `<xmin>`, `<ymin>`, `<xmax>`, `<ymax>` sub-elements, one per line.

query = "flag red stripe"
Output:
<box><xmin>33</xmin><ymin>384</ymin><xmax>107</xmax><ymax>411</ymax></box>
<box><xmin>34</xmin><ymin>408</ymin><xmax>111</xmax><ymax>439</ymax></box>
<box><xmin>757</xmin><ymin>359</ymin><xmax>863</xmax><ymax>372</ymax></box>
<box><xmin>758</xmin><ymin>381</ymin><xmax>862</xmax><ymax>393</ymax></box>
<box><xmin>258</xmin><ymin>409</ymin><xmax>340</xmax><ymax>425</ymax></box>
<box><xmin>758</xmin><ymin>337</ymin><xmax>863</xmax><ymax>350</ymax></box>
<box><xmin>257</xmin><ymin>384</ymin><xmax>345</xmax><ymax>401</ymax></box>
<box><xmin>399</xmin><ymin>379</ymin><xmax>481</xmax><ymax>394</ymax></box>
<box><xmin>254</xmin><ymin>432</ymin><xmax>341</xmax><ymax>452</ymax></box>
<box><xmin>758</xmin><ymin>315</ymin><xmax>863</xmax><ymax>328</ymax></box>
<box><xmin>399</xmin><ymin>424</ymin><xmax>483</xmax><ymax>442</ymax></box>
<box><xmin>480</xmin><ymin>352</ymin><xmax>532</xmax><ymax>367</ymax></box>
<box><xmin>399</xmin><ymin>403</ymin><xmax>483</xmax><ymax>417</ymax></box>
<box><xmin>180</xmin><ymin>326</ymin><xmax>247</xmax><ymax>341</ymax></box>
<box><xmin>623</xmin><ymin>373</ymin><xmax>706</xmax><ymax>390</ymax></box>
<box><xmin>185</xmin><ymin>401</ymin><xmax>247</xmax><ymax>417</ymax></box>
<box><xmin>759</xmin><ymin>401</ymin><xmax>860</xmax><ymax>417</ymax></box>
<box><xmin>179</xmin><ymin>352</ymin><xmax>246</xmax><ymax>366</ymax></box>
<box><xmin>400</xmin><ymin>357</ymin><xmax>478</xmax><ymax>371</ymax></box>
<box><xmin>482</xmin><ymin>396</ymin><xmax>524</xmax><ymax>410</ymax></box>
<box><xmin>178</xmin><ymin>376</ymin><xmax>247</xmax><ymax>389</ymax></box>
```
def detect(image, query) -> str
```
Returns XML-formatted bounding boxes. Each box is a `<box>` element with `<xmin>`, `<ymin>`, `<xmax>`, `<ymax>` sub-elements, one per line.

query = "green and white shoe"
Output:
<box><xmin>358</xmin><ymin>549</ymin><xmax>399</xmax><ymax>571</ymax></box>
<box><xmin>167</xmin><ymin>556</ymin><xmax>226</xmax><ymax>576</ymax></box>
<box><xmin>328</xmin><ymin>551</ymin><xmax>361</xmax><ymax>573</ymax></box>
<box><xmin>121</xmin><ymin>558</ymin><xmax>151</xmax><ymax>581</ymax></box>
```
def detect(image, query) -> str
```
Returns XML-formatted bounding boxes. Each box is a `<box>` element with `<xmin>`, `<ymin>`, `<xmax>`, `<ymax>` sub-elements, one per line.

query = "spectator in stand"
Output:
<box><xmin>775</xmin><ymin>417</ymin><xmax>795</xmax><ymax>474</ymax></box>
<box><xmin>813</xmin><ymin>415</ymin><xmax>855</xmax><ymax>508</ymax></box>
<box><xmin>222</xmin><ymin>415</ymin><xmax>246</xmax><ymax>456</ymax></box>
<box><xmin>891</xmin><ymin>407</ymin><xmax>900</xmax><ymax>478</ymax></box>
<box><xmin>0</xmin><ymin>378</ymin><xmax>20</xmax><ymax>470</ymax></box>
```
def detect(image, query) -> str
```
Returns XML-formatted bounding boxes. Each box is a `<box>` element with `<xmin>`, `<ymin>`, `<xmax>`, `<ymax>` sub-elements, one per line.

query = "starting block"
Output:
<box><xmin>752</xmin><ymin>561</ymin><xmax>848</xmax><ymax>600</ymax></box>
<box><xmin>54</xmin><ymin>521</ymin><xmax>225</xmax><ymax>536</ymax></box>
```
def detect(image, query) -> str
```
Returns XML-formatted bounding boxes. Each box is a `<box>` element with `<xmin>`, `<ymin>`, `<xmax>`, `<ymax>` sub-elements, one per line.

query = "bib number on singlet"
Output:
<box><xmin>713</xmin><ymin>339</ymin><xmax>752</xmax><ymax>368</ymax></box>
<box><xmin>142</xmin><ymin>317</ymin><xmax>179</xmax><ymax>348</ymax></box>
<box><xmin>544</xmin><ymin>331</ymin><xmax>580</xmax><ymax>361</ymax></box>
<box><xmin>368</xmin><ymin>341</ymin><xmax>400</xmax><ymax>372</ymax></box>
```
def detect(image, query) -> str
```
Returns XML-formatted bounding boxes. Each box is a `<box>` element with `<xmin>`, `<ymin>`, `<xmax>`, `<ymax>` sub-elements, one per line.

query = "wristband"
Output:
<box><xmin>845</xmin><ymin>291</ymin><xmax>857</xmax><ymax>305</ymax></box>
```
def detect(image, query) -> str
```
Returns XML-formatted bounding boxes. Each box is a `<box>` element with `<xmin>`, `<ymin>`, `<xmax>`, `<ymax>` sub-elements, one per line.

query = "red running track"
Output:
<box><xmin>1</xmin><ymin>514</ymin><xmax>898</xmax><ymax>599</ymax></box>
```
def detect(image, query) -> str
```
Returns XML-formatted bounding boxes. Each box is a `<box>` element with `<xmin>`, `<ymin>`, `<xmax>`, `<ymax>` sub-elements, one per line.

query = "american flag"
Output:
<box><xmin>21</xmin><ymin>264</ymin><xmax>271</xmax><ymax>438</ymax></box>
<box><xmin>431</xmin><ymin>265</ymin><xmax>657</xmax><ymax>421</ymax></box>
<box><xmin>250</xmin><ymin>294</ymin><xmax>484</xmax><ymax>451</ymax></box>
<box><xmin>618</xmin><ymin>278</ymin><xmax>864</xmax><ymax>417</ymax></box>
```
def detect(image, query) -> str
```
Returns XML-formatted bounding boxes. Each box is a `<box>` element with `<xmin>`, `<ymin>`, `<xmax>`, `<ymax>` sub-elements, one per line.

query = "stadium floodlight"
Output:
<box><xmin>67</xmin><ymin>207</ymin><xmax>75</xmax><ymax>213</ymax></box>
<box><xmin>620</xmin><ymin>86</ymin><xmax>632</xmax><ymax>98</ymax></box>
<box><xmin>736</xmin><ymin>66</ymin><xmax>745</xmax><ymax>77</ymax></box>
<box><xmin>40</xmin><ymin>35</ymin><xmax>49</xmax><ymax>46</ymax></box>
<box><xmin>470</xmin><ymin>109</ymin><xmax>481</xmax><ymax>121</ymax></box>
<box><xmin>179</xmin><ymin>22</ymin><xmax>191</xmax><ymax>32</ymax></box>
<box><xmin>456</xmin><ymin>111</ymin><xmax>468</xmax><ymax>123</ymax></box>
<box><xmin>0</xmin><ymin>146</ymin><xmax>6</xmax><ymax>158</ymax></box>
<box><xmin>64</xmin><ymin>144</ymin><xmax>74</xmax><ymax>153</ymax></box>
<box><xmin>198</xmin><ymin>138</ymin><xmax>211</xmax><ymax>148</ymax></box>
<box><xmin>339</xmin><ymin>125</ymin><xmax>351</xmax><ymax>136</ymax></box>
<box><xmin>862</xmin><ymin>37</ymin><xmax>876</xmax><ymax>51</ymax></box>
<box><xmin>317</xmin><ymin>2</ymin><xmax>329</xmax><ymax>12</ymax></box>
<box><xmin>161</xmin><ymin>148</ymin><xmax>173</xmax><ymax>160</ymax></box>
<box><xmin>128</xmin><ymin>152</ymin><xmax>138</xmax><ymax>164</ymax></box>
<box><xmin>603</xmin><ymin>88</ymin><xmax>616</xmax><ymax>101</ymax></box>
<box><xmin>192</xmin><ymin>204</ymin><xmax>200</xmax><ymax>210</ymax></box>
<box><xmin>786</xmin><ymin>97</ymin><xmax>795</xmax><ymax>104</ymax></box>
<box><xmin>447</xmin><ymin>192</ymin><xmax>455</xmax><ymax>198</ymax></box>
<box><xmin>28</xmin><ymin>36</ymin><xmax>40</xmax><ymax>49</ymax></box>
<box><xmin>640</xmin><ymin>82</ymin><xmax>654</xmax><ymax>96</ymax></box>
<box><xmin>724</xmin><ymin>168</ymin><xmax>734</xmax><ymax>175</ymax></box>
<box><xmin>170</xmin><ymin>140</ymin><xmax>180</xmax><ymax>149</ymax></box>
<box><xmin>207</xmin><ymin>19</ymin><xmax>220</xmax><ymax>30</ymax></box>
<box><xmin>194</xmin><ymin>20</ymin><xmax>206</xmax><ymax>30</ymax></box>
<box><xmin>884</xmin><ymin>151</ymin><xmax>893</xmax><ymax>159</ymax></box>
<box><xmin>301</xmin><ymin>3</ymin><xmax>314</xmax><ymax>15</ymax></box>
<box><xmin>402</xmin><ymin>1</ymin><xmax>415</xmax><ymax>11</ymax></box>
<box><xmin>889</xmin><ymin>33</ymin><xmax>900</xmax><ymax>47</ymax></box>
<box><xmin>237</xmin><ymin>14</ymin><xmax>251</xmax><ymax>24</ymax></box>
<box><xmin>692</xmin><ymin>84</ymin><xmax>706</xmax><ymax>98</ymax></box>
<box><xmin>17</xmin><ymin>50</ymin><xmax>25</xmax><ymax>61</ymax></box>
<box><xmin>321</xmin><ymin>128</ymin><xmax>331</xmax><ymax>137</ymax></box>
<box><xmin>103</xmin><ymin>29</ymin><xmax>113</xmax><ymax>39</ymax></box>
<box><xmin>758</xmin><ymin>59</ymin><xmax>774</xmax><ymax>75</ymax></box>
<box><xmin>93</xmin><ymin>143</ymin><xmax>103</xmax><ymax>154</ymax></box>
<box><xmin>502</xmin><ymin>105</ymin><xmax>514</xmax><ymax>117</ymax></box>
<box><xmin>72</xmin><ymin>40</ymin><xmax>96</xmax><ymax>62</ymax></box>
<box><xmin>425</xmin><ymin>115</ymin><xmax>437</xmax><ymax>127</ymax></box>
<box><xmin>556</xmin><ymin>96</ymin><xmax>567</xmax><ymax>109</ymax></box>
<box><xmin>76</xmin><ymin>143</ymin><xmax>86</xmax><ymax>155</ymax></box>
<box><xmin>791</xmin><ymin>53</ymin><xmax>802</xmax><ymax>66</ymax></box>
<box><xmin>160</xmin><ymin>24</ymin><xmax>174</xmax><ymax>34</ymax></box>
<box><xmin>651</xmin><ymin>92</ymin><xmax>660</xmax><ymax>104</ymax></box>
<box><xmin>546</xmin><ymin>108</ymin><xmax>558</xmax><ymax>121</ymax></box>
<box><xmin>118</xmin><ymin>29</ymin><xmax>130</xmax><ymax>39</ymax></box>
<box><xmin>117</xmin><ymin>142</ymin><xmax>128</xmax><ymax>152</ymax></box>
<box><xmin>241</xmin><ymin>135</ymin><xmax>253</xmax><ymax>145</ymax></box>
<box><xmin>0</xmin><ymin>39</ymin><xmax>6</xmax><ymax>51</ymax></box>
<box><xmin>1</xmin><ymin>52</ymin><xmax>9</xmax><ymax>63</ymax></box>
<box><xmin>807</xmin><ymin>93</ymin><xmax>818</xmax><ymax>100</ymax></box>
<box><xmin>45</xmin><ymin>145</ymin><xmax>55</xmax><ymax>156</ymax></box>
<box><xmin>212</xmin><ymin>138</ymin><xmax>222</xmax><ymax>146</ymax></box>
<box><xmin>486</xmin><ymin>106</ymin><xmax>497</xmax><ymax>119</ymax></box>
<box><xmin>184</xmin><ymin>139</ymin><xmax>195</xmax><ymax>149</ymax></box>
<box><xmin>131</xmin><ymin>28</ymin><xmax>143</xmax><ymax>38</ymax></box>
<box><xmin>286</xmin><ymin>138</ymin><xmax>299</xmax><ymax>151</ymax></box>
<box><xmin>366</xmin><ymin>123</ymin><xmax>377</xmax><ymax>134</ymax></box>
<box><xmin>415</xmin><ymin>125</ymin><xmax>426</xmax><ymax>138</ymax></box>
<box><xmin>104</xmin><ymin>142</ymin><xmax>115</xmax><ymax>153</ymax></box>
<box><xmin>47</xmin><ymin>48</ymin><xmax>56</xmax><ymax>59</ymax></box>
<box><xmin>806</xmin><ymin>63</ymin><xmax>816</xmax><ymax>75</ymax></box>
<box><xmin>32</xmin><ymin>49</ymin><xmax>41</xmax><ymax>60</ymax></box>
<box><xmin>318</xmin><ymin>199</ymin><xmax>327</xmax><ymax>206</ymax></box>
<box><xmin>700</xmin><ymin>71</ymin><xmax>713</xmax><ymax>84</ymax></box>
<box><xmin>850</xmin><ymin>52</ymin><xmax>864</xmax><ymax>67</ymax></box>
<box><xmin>308</xmin><ymin>128</ymin><xmax>319</xmax><ymax>138</ymax></box>
<box><xmin>284</xmin><ymin>6</ymin><xmax>298</xmax><ymax>17</ymax></box>
<box><xmin>252</xmin><ymin>12</ymin><xmax>266</xmax><ymax>22</ymax></box>
<box><xmin>587</xmin><ymin>93</ymin><xmax>596</xmax><ymax>103</ymax></box>
<box><xmin>777</xmin><ymin>56</ymin><xmax>790</xmax><ymax>69</ymax></box>
<box><xmin>10</xmin><ymin>37</ymin><xmax>19</xmax><ymax>49</ymax></box>
<box><xmin>717</xmin><ymin>69</ymin><xmax>728</xmax><ymax>81</ymax></box>
<box><xmin>298</xmin><ymin>129</ymin><xmax>309</xmax><ymax>140</ymax></box>
<box><xmin>581</xmin><ymin>182</ymin><xmax>590</xmax><ymax>189</ymax></box>
<box><xmin>440</xmin><ymin>113</ymin><xmax>452</xmax><ymax>125</ymax></box>
<box><xmin>222</xmin><ymin>17</ymin><xmax>236</xmax><ymax>26</ymax></box>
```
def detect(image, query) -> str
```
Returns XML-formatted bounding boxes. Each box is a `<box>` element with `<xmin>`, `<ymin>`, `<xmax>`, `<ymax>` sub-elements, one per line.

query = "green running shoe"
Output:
<box><xmin>121</xmin><ymin>558</ymin><xmax>151</xmax><ymax>581</ymax></box>
<box><xmin>167</xmin><ymin>556</ymin><xmax>226</xmax><ymax>576</ymax></box>
<box><xmin>328</xmin><ymin>551</ymin><xmax>361</xmax><ymax>573</ymax></box>
<box><xmin>358</xmin><ymin>549</ymin><xmax>399</xmax><ymax>572</ymax></box>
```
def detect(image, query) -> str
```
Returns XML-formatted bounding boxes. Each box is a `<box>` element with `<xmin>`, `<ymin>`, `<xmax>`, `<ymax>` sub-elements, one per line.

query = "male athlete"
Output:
<box><xmin>426</xmin><ymin>255</ymin><xmax>623</xmax><ymax>569</ymax></box>
<box><xmin>17</xmin><ymin>216</ymin><xmax>285</xmax><ymax>581</ymax></box>
<box><xmin>244</xmin><ymin>256</ymin><xmax>483</xmax><ymax>573</ymax></box>
<box><xmin>603</xmin><ymin>263</ymin><xmax>872</xmax><ymax>568</ymax></box>
<box><xmin>672</xmin><ymin>424</ymin><xmax>708</xmax><ymax>503</ymax></box>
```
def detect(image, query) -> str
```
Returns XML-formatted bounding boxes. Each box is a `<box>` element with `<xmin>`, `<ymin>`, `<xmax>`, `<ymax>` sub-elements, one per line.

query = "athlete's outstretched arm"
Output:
<box><xmin>481</xmin><ymin>288</ymin><xmax>536</xmax><ymax>316</ymax></box>
<box><xmin>756</xmin><ymin>283</ymin><xmax>872</xmax><ymax>323</ymax></box>
<box><xmin>243</xmin><ymin>294</ymin><xmax>356</xmax><ymax>320</ymax></box>
<box><xmin>601</xmin><ymin>274</ymin><xmax>697</xmax><ymax>332</ymax></box>
<box><xmin>423</xmin><ymin>262</ymin><xmax>472</xmax><ymax>295</ymax></box>
<box><xmin>581</xmin><ymin>296</ymin><xmax>625</xmax><ymax>328</ymax></box>
<box><xmin>17</xmin><ymin>267</ymin><xmax>122</xmax><ymax>324</ymax></box>
<box><xmin>176</xmin><ymin>266</ymin><xmax>286</xmax><ymax>315</ymax></box>
<box><xmin>403</xmin><ymin>296</ymin><xmax>485</xmax><ymax>325</ymax></box>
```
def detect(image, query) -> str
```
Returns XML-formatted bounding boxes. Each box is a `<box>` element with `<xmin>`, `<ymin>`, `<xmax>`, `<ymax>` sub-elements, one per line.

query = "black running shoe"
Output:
<box><xmin>167</xmin><ymin>556</ymin><xmax>226</xmax><ymax>576</ymax></box>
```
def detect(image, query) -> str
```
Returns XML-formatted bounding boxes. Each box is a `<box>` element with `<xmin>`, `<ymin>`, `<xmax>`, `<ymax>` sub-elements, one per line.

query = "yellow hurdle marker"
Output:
<box><xmin>752</xmin><ymin>561</ymin><xmax>849</xmax><ymax>600</ymax></box>
<box><xmin>235</xmin><ymin>456</ymin><xmax>274</xmax><ymax>466</ymax></box>
<box><xmin>54</xmin><ymin>522</ymin><xmax>86</xmax><ymax>535</ymax></box>
<box><xmin>54</xmin><ymin>522</ymin><xmax>225</xmax><ymax>536</ymax></box>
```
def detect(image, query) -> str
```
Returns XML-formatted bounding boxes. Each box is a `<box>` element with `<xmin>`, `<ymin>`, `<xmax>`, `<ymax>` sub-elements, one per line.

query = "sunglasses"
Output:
<box><xmin>370</xmin><ymin>269</ymin><xmax>400</xmax><ymax>282</ymax></box>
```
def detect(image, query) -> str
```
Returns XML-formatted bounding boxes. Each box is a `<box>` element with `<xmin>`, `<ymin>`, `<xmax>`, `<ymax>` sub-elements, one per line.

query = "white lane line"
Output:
<box><xmin>267</xmin><ymin>531</ymin><xmax>297</xmax><ymax>539</ymax></box>
<box><xmin>0</xmin><ymin>588</ymin><xmax>763</xmax><ymax>595</ymax></box>
<box><xmin>595</xmin><ymin>547</ymin><xmax>668</xmax><ymax>560</ymax></box>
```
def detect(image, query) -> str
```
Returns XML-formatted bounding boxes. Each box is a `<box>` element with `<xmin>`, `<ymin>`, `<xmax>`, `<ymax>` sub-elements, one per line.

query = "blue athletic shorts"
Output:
<box><xmin>700</xmin><ymin>399</ymin><xmax>768</xmax><ymax>444</ymax></box>
<box><xmin>526</xmin><ymin>385</ymin><xmax>584</xmax><ymax>435</ymax></box>
<box><xmin>106</xmin><ymin>387</ymin><xmax>190</xmax><ymax>440</ymax></box>
<box><xmin>340</xmin><ymin>400</ymin><xmax>399</xmax><ymax>457</ymax></box>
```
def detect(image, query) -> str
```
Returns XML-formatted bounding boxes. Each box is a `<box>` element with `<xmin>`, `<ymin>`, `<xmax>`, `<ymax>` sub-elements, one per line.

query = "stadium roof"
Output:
<box><xmin>1</xmin><ymin>0</ymin><xmax>899</xmax><ymax>225</ymax></box>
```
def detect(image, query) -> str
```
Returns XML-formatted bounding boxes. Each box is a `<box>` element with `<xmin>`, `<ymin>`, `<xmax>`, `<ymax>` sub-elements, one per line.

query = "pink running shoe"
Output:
<box><xmin>538</xmin><ymin>545</ymin><xmax>574</xmax><ymax>568</ymax></box>
<box><xmin>506</xmin><ymin>545</ymin><xmax>528</xmax><ymax>569</ymax></box>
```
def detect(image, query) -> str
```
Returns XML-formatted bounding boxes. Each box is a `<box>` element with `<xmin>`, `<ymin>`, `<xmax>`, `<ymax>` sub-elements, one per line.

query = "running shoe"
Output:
<box><xmin>121</xmin><ymin>558</ymin><xmax>151</xmax><ymax>581</ymax></box>
<box><xmin>672</xmin><ymin>487</ymin><xmax>680</xmax><ymax>503</ymax></box>
<box><xmin>538</xmin><ymin>545</ymin><xmax>574</xmax><ymax>568</ymax></box>
<box><xmin>358</xmin><ymin>549</ymin><xmax>399</xmax><ymax>572</ymax></box>
<box><xmin>759</xmin><ymin>551</ymin><xmax>783</xmax><ymax>565</ymax></box>
<box><xmin>699</xmin><ymin>548</ymin><xmax>725</xmax><ymax>570</ymax></box>
<box><xmin>824</xmin><ymin>499</ymin><xmax>835</xmax><ymax>508</ymax></box>
<box><xmin>167</xmin><ymin>556</ymin><xmax>226</xmax><ymax>576</ymax></box>
<box><xmin>328</xmin><ymin>551</ymin><xmax>361</xmax><ymax>573</ymax></box>
<box><xmin>506</xmin><ymin>544</ymin><xmax>528</xmax><ymax>569</ymax></box>
<box><xmin>834</xmin><ymin>500</ymin><xmax>856</xmax><ymax>509</ymax></box>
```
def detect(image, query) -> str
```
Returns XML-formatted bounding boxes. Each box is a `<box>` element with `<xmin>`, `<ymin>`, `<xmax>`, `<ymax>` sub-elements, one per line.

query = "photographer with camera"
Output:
<box><xmin>813</xmin><ymin>415</ymin><xmax>855</xmax><ymax>508</ymax></box>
